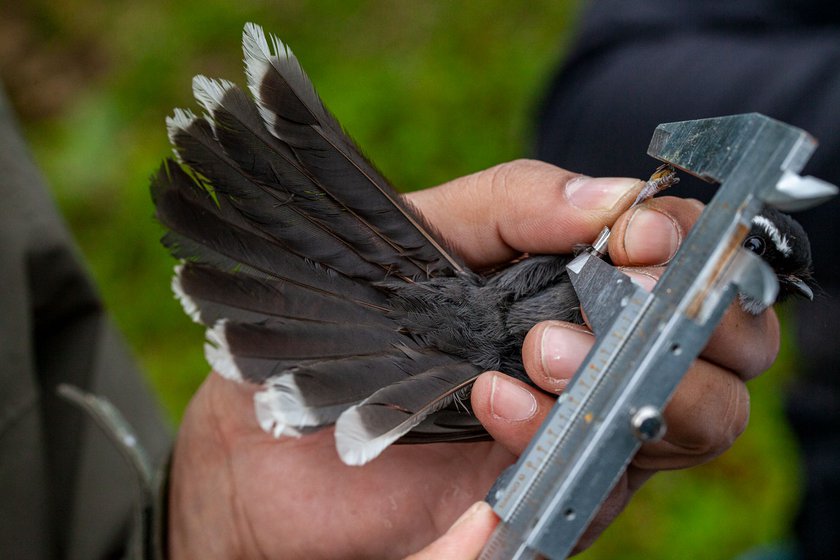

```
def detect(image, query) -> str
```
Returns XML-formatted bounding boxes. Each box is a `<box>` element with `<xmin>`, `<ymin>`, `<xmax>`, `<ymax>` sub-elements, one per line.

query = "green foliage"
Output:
<box><xmin>6</xmin><ymin>1</ymin><xmax>802</xmax><ymax>558</ymax></box>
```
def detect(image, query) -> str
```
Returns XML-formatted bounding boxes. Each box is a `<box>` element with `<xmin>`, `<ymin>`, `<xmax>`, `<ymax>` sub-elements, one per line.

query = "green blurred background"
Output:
<box><xmin>1</xmin><ymin>1</ymin><xmax>802</xmax><ymax>558</ymax></box>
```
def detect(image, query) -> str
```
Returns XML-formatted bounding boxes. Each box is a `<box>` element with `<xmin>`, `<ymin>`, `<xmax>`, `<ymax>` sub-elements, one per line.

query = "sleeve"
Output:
<box><xmin>0</xmin><ymin>84</ymin><xmax>173</xmax><ymax>559</ymax></box>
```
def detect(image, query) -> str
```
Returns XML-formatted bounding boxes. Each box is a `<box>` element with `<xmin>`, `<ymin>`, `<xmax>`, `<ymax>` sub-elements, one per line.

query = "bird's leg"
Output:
<box><xmin>577</xmin><ymin>164</ymin><xmax>680</xmax><ymax>261</ymax></box>
<box><xmin>632</xmin><ymin>163</ymin><xmax>680</xmax><ymax>206</ymax></box>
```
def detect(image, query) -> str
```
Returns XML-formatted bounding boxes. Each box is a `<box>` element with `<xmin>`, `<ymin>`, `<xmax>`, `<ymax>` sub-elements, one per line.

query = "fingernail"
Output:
<box><xmin>449</xmin><ymin>501</ymin><xmax>490</xmax><ymax>531</ymax></box>
<box><xmin>540</xmin><ymin>325</ymin><xmax>592</xmax><ymax>388</ymax></box>
<box><xmin>624</xmin><ymin>207</ymin><xmax>680</xmax><ymax>264</ymax></box>
<box><xmin>490</xmin><ymin>374</ymin><xmax>537</xmax><ymax>422</ymax></box>
<box><xmin>622</xmin><ymin>270</ymin><xmax>657</xmax><ymax>292</ymax></box>
<box><xmin>566</xmin><ymin>177</ymin><xmax>641</xmax><ymax>211</ymax></box>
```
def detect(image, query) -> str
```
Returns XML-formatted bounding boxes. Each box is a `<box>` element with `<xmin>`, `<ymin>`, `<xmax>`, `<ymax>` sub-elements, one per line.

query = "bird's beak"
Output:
<box><xmin>784</xmin><ymin>276</ymin><xmax>814</xmax><ymax>300</ymax></box>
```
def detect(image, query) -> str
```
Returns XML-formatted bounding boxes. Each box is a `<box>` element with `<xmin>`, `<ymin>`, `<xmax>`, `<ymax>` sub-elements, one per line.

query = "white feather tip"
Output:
<box><xmin>191</xmin><ymin>75</ymin><xmax>236</xmax><ymax>114</ymax></box>
<box><xmin>203</xmin><ymin>322</ymin><xmax>243</xmax><ymax>382</ymax></box>
<box><xmin>254</xmin><ymin>388</ymin><xmax>304</xmax><ymax>439</ymax></box>
<box><xmin>334</xmin><ymin>405</ymin><xmax>425</xmax><ymax>466</ymax></box>
<box><xmin>171</xmin><ymin>265</ymin><xmax>202</xmax><ymax>323</ymax></box>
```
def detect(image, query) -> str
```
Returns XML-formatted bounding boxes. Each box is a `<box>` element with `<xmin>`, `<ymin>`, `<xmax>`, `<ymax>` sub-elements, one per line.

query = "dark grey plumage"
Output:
<box><xmin>152</xmin><ymin>24</ymin><xmax>813</xmax><ymax>465</ymax></box>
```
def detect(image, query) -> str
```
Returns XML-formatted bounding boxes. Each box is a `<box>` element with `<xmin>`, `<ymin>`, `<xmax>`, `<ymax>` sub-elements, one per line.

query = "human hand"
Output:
<box><xmin>463</xmin><ymin>167</ymin><xmax>779</xmax><ymax>552</ymax></box>
<box><xmin>167</xmin><ymin>160</ymin><xmax>779</xmax><ymax>558</ymax></box>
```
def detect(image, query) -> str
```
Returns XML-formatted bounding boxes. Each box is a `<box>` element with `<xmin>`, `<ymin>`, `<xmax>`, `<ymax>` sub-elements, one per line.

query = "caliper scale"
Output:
<box><xmin>480</xmin><ymin>114</ymin><xmax>837</xmax><ymax>560</ymax></box>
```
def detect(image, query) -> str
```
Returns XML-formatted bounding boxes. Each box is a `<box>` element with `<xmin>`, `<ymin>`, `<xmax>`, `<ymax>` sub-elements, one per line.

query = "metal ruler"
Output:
<box><xmin>480</xmin><ymin>114</ymin><xmax>837</xmax><ymax>560</ymax></box>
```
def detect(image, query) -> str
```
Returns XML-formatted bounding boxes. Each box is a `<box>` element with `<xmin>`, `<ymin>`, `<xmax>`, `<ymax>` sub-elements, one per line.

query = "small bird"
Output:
<box><xmin>152</xmin><ymin>24</ymin><xmax>814</xmax><ymax>465</ymax></box>
<box><xmin>743</xmin><ymin>206</ymin><xmax>814</xmax><ymax>310</ymax></box>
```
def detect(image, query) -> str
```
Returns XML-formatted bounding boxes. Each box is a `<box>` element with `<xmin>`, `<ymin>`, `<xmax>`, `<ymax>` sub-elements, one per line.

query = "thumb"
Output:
<box><xmin>406</xmin><ymin>159</ymin><xmax>643</xmax><ymax>268</ymax></box>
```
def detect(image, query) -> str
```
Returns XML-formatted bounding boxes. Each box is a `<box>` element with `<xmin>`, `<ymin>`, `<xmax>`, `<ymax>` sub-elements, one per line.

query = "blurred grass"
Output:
<box><xmin>1</xmin><ymin>1</ymin><xmax>802</xmax><ymax>558</ymax></box>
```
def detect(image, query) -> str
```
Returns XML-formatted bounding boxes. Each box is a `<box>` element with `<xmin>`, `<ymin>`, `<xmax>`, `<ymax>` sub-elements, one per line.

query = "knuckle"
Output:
<box><xmin>484</xmin><ymin>159</ymin><xmax>578</xmax><ymax>247</ymax></box>
<box><xmin>485</xmin><ymin>160</ymin><xmax>537</xmax><ymax>242</ymax></box>
<box><xmin>725</xmin><ymin>382</ymin><xmax>751</xmax><ymax>442</ymax></box>
<box><xmin>740</xmin><ymin>310</ymin><xmax>781</xmax><ymax>380</ymax></box>
<box><xmin>486</xmin><ymin>159</ymin><xmax>544</xmax><ymax>197</ymax></box>
<box><xmin>643</xmin><ymin>369</ymin><xmax>751</xmax><ymax>470</ymax></box>
<box><xmin>688</xmin><ymin>377</ymin><xmax>750</xmax><ymax>461</ymax></box>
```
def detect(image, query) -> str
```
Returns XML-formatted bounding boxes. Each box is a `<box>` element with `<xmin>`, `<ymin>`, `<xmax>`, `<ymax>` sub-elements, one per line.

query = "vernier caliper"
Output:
<box><xmin>480</xmin><ymin>113</ymin><xmax>837</xmax><ymax>560</ymax></box>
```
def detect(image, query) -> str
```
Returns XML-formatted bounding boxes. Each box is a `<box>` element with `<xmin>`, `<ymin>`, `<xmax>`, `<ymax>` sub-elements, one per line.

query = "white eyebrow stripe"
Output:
<box><xmin>752</xmin><ymin>215</ymin><xmax>792</xmax><ymax>256</ymax></box>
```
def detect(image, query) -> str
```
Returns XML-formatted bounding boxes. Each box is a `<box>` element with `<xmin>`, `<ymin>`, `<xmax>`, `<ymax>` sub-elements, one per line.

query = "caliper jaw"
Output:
<box><xmin>649</xmin><ymin>113</ymin><xmax>837</xmax><ymax>211</ymax></box>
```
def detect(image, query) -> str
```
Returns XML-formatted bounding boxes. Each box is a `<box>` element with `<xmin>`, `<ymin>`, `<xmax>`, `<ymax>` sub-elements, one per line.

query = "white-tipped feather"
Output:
<box><xmin>254</xmin><ymin>389</ymin><xmax>304</xmax><ymax>438</ymax></box>
<box><xmin>242</xmin><ymin>24</ymin><xmax>282</xmax><ymax>133</ymax></box>
<box><xmin>171</xmin><ymin>266</ymin><xmax>202</xmax><ymax>323</ymax></box>
<box><xmin>241</xmin><ymin>23</ymin><xmax>338</xmax><ymax>140</ymax></box>
<box><xmin>242</xmin><ymin>22</ymin><xmax>273</xmax><ymax>79</ymax></box>
<box><xmin>240</xmin><ymin>23</ymin><xmax>465</xmax><ymax>277</ymax></box>
<box><xmin>204</xmin><ymin>321</ymin><xmax>243</xmax><ymax>381</ymax></box>
<box><xmin>334</xmin><ymin>395</ymin><xmax>453</xmax><ymax>466</ymax></box>
<box><xmin>261</xmin><ymin>374</ymin><xmax>354</xmax><ymax>428</ymax></box>
<box><xmin>192</xmin><ymin>75</ymin><xmax>238</xmax><ymax>114</ymax></box>
<box><xmin>165</xmin><ymin>108</ymin><xmax>198</xmax><ymax>160</ymax></box>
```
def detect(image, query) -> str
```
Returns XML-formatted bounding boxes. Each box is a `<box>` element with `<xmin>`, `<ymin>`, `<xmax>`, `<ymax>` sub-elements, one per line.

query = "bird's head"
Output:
<box><xmin>743</xmin><ymin>207</ymin><xmax>814</xmax><ymax>303</ymax></box>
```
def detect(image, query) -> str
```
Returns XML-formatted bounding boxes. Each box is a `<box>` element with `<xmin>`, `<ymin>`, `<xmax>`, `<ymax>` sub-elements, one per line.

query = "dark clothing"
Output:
<box><xmin>0</xmin><ymin>87</ymin><xmax>171</xmax><ymax>559</ymax></box>
<box><xmin>535</xmin><ymin>1</ymin><xmax>840</xmax><ymax>557</ymax></box>
<box><xmin>537</xmin><ymin>0</ymin><xmax>840</xmax><ymax>297</ymax></box>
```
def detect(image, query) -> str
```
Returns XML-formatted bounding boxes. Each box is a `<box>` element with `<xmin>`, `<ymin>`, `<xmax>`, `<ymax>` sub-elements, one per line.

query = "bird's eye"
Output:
<box><xmin>744</xmin><ymin>235</ymin><xmax>766</xmax><ymax>255</ymax></box>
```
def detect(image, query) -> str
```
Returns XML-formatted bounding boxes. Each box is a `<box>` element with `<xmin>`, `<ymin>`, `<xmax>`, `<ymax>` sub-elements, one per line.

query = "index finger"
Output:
<box><xmin>608</xmin><ymin>196</ymin><xmax>781</xmax><ymax>378</ymax></box>
<box><xmin>405</xmin><ymin>159</ymin><xmax>643</xmax><ymax>268</ymax></box>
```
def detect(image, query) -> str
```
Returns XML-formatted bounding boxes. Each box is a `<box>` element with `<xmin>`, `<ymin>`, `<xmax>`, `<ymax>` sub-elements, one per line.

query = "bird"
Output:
<box><xmin>743</xmin><ymin>206</ymin><xmax>814</xmax><ymax>308</ymax></box>
<box><xmin>151</xmin><ymin>23</ymin><xmax>815</xmax><ymax>466</ymax></box>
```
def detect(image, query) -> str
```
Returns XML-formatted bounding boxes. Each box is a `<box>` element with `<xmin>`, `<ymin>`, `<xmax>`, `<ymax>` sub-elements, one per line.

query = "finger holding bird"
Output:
<box><xmin>405</xmin><ymin>159</ymin><xmax>647</xmax><ymax>269</ymax></box>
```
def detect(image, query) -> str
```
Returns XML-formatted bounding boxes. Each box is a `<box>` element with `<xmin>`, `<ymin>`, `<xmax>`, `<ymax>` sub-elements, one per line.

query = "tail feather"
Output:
<box><xmin>268</xmin><ymin>348</ymin><xmax>460</xmax><ymax>411</ymax></box>
<box><xmin>192</xmin><ymin>76</ymin><xmax>436</xmax><ymax>280</ymax></box>
<box><xmin>175</xmin><ymin>263</ymin><xmax>391</xmax><ymax>327</ymax></box>
<box><xmin>167</xmin><ymin>110</ymin><xmax>388</xmax><ymax>280</ymax></box>
<box><xmin>152</xmin><ymin>158</ymin><xmax>269</xmax><ymax>244</ymax></box>
<box><xmin>209</xmin><ymin>319</ymin><xmax>406</xmax><ymax>362</ymax></box>
<box><xmin>253</xmin><ymin>348</ymin><xmax>459</xmax><ymax>433</ymax></box>
<box><xmin>334</xmin><ymin>362</ymin><xmax>480</xmax><ymax>465</ymax></box>
<box><xmin>153</xmin><ymin>163</ymin><xmax>387</xmax><ymax>305</ymax></box>
<box><xmin>400</xmin><ymin>410</ymin><xmax>488</xmax><ymax>443</ymax></box>
<box><xmin>205</xmin><ymin>317</ymin><xmax>413</xmax><ymax>384</ymax></box>
<box><xmin>153</xmin><ymin>163</ymin><xmax>292</xmax><ymax>280</ymax></box>
<box><xmin>205</xmin><ymin>351</ymin><xmax>319</xmax><ymax>384</ymax></box>
<box><xmin>242</xmin><ymin>23</ymin><xmax>463</xmax><ymax>278</ymax></box>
